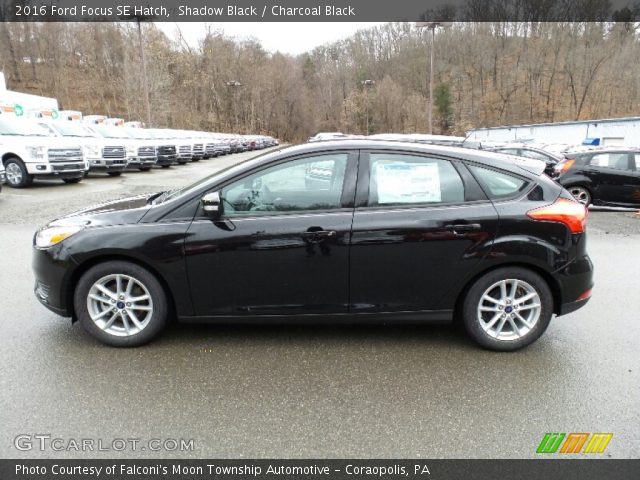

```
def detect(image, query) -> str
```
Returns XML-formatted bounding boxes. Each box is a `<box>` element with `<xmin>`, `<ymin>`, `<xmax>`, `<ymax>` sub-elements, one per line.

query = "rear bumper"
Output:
<box><xmin>554</xmin><ymin>254</ymin><xmax>594</xmax><ymax>316</ymax></box>
<box><xmin>559</xmin><ymin>295</ymin><xmax>591</xmax><ymax>315</ymax></box>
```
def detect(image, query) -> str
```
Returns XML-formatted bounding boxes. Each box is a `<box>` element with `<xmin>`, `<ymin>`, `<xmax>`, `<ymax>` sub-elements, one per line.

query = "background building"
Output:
<box><xmin>466</xmin><ymin>117</ymin><xmax>640</xmax><ymax>147</ymax></box>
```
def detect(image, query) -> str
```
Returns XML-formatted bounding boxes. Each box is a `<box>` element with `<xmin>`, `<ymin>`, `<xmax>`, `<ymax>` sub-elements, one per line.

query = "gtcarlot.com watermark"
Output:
<box><xmin>14</xmin><ymin>434</ymin><xmax>195</xmax><ymax>452</ymax></box>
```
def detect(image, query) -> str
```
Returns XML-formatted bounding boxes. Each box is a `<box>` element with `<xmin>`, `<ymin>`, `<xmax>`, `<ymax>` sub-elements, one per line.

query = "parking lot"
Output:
<box><xmin>0</xmin><ymin>150</ymin><xmax>639</xmax><ymax>459</ymax></box>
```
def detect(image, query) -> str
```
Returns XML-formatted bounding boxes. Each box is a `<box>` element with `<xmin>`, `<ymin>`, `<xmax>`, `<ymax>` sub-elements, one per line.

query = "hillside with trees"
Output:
<box><xmin>1</xmin><ymin>21</ymin><xmax>639</xmax><ymax>141</ymax></box>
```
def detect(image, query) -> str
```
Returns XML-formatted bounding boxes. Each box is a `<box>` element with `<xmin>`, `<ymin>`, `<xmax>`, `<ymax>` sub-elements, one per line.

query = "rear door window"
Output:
<box><xmin>367</xmin><ymin>153</ymin><xmax>464</xmax><ymax>206</ymax></box>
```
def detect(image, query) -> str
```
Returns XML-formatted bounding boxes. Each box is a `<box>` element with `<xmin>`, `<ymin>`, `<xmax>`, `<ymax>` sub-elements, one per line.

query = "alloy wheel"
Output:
<box><xmin>5</xmin><ymin>162</ymin><xmax>23</xmax><ymax>185</ymax></box>
<box><xmin>477</xmin><ymin>279</ymin><xmax>541</xmax><ymax>341</ymax></box>
<box><xmin>86</xmin><ymin>274</ymin><xmax>154</xmax><ymax>337</ymax></box>
<box><xmin>568</xmin><ymin>186</ymin><xmax>590</xmax><ymax>205</ymax></box>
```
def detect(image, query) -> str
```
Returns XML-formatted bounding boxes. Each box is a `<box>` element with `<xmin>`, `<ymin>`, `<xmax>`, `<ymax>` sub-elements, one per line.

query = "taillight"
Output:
<box><xmin>526</xmin><ymin>198</ymin><xmax>588</xmax><ymax>234</ymax></box>
<box><xmin>555</xmin><ymin>159</ymin><xmax>575</xmax><ymax>175</ymax></box>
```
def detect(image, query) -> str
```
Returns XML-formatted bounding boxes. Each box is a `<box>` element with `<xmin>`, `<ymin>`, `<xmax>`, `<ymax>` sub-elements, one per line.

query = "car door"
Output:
<box><xmin>631</xmin><ymin>155</ymin><xmax>640</xmax><ymax>206</ymax></box>
<box><xmin>587</xmin><ymin>152</ymin><xmax>636</xmax><ymax>205</ymax></box>
<box><xmin>184</xmin><ymin>151</ymin><xmax>358</xmax><ymax>317</ymax></box>
<box><xmin>349</xmin><ymin>151</ymin><xmax>499</xmax><ymax>314</ymax></box>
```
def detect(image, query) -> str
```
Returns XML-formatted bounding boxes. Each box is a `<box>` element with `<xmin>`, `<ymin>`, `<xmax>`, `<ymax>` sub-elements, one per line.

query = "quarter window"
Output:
<box><xmin>468</xmin><ymin>164</ymin><xmax>529</xmax><ymax>200</ymax></box>
<box><xmin>221</xmin><ymin>154</ymin><xmax>348</xmax><ymax>216</ymax></box>
<box><xmin>589</xmin><ymin>153</ymin><xmax>631</xmax><ymax>171</ymax></box>
<box><xmin>367</xmin><ymin>154</ymin><xmax>464</xmax><ymax>206</ymax></box>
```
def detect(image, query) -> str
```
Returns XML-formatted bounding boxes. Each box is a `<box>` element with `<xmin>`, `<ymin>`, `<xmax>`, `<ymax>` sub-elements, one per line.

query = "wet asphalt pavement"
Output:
<box><xmin>0</xmin><ymin>151</ymin><xmax>638</xmax><ymax>459</ymax></box>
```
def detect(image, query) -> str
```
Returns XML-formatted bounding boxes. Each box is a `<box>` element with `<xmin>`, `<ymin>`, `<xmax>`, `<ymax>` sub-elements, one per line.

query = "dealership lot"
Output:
<box><xmin>0</xmin><ymin>151</ymin><xmax>638</xmax><ymax>458</ymax></box>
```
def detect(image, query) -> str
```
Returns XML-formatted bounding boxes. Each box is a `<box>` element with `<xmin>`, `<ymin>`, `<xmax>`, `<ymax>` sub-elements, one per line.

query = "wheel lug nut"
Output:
<box><xmin>126</xmin><ymin>302</ymin><xmax>131</xmax><ymax>307</ymax></box>
<box><xmin>498</xmin><ymin>306</ymin><xmax>503</xmax><ymax>310</ymax></box>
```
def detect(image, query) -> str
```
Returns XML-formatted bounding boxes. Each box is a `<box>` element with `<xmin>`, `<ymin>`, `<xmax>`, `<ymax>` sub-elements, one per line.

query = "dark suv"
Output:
<box><xmin>554</xmin><ymin>148</ymin><xmax>640</xmax><ymax>207</ymax></box>
<box><xmin>33</xmin><ymin>141</ymin><xmax>593</xmax><ymax>350</ymax></box>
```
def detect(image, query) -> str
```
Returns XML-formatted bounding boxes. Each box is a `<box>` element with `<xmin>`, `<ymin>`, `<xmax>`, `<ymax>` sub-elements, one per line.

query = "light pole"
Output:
<box><xmin>226</xmin><ymin>80</ymin><xmax>243</xmax><ymax>131</ymax></box>
<box><xmin>416</xmin><ymin>22</ymin><xmax>451</xmax><ymax>134</ymax></box>
<box><xmin>136</xmin><ymin>19</ymin><xmax>152</xmax><ymax>127</ymax></box>
<box><xmin>361</xmin><ymin>79</ymin><xmax>375</xmax><ymax>135</ymax></box>
<box><xmin>120</xmin><ymin>10</ymin><xmax>155</xmax><ymax>127</ymax></box>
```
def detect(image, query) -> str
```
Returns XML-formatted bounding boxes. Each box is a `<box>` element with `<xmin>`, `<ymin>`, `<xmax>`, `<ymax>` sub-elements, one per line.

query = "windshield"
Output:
<box><xmin>157</xmin><ymin>147</ymin><xmax>286</xmax><ymax>204</ymax></box>
<box><xmin>0</xmin><ymin>118</ymin><xmax>51</xmax><ymax>136</ymax></box>
<box><xmin>48</xmin><ymin>121</ymin><xmax>95</xmax><ymax>137</ymax></box>
<box><xmin>90</xmin><ymin>124</ymin><xmax>131</xmax><ymax>139</ymax></box>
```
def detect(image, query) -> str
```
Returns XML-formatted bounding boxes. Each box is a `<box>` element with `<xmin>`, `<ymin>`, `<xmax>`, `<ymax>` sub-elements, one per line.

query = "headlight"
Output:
<box><xmin>35</xmin><ymin>225</ymin><xmax>84</xmax><ymax>248</ymax></box>
<box><xmin>26</xmin><ymin>146</ymin><xmax>46</xmax><ymax>159</ymax></box>
<box><xmin>84</xmin><ymin>145</ymin><xmax>100</xmax><ymax>158</ymax></box>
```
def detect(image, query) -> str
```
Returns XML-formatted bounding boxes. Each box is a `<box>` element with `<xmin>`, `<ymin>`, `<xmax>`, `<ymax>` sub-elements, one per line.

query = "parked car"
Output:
<box><xmin>0</xmin><ymin>161</ymin><xmax>5</xmax><ymax>192</ymax></box>
<box><xmin>37</xmin><ymin>119</ymin><xmax>140</xmax><ymax>175</ymax></box>
<box><xmin>82</xmin><ymin>124</ymin><xmax>131</xmax><ymax>176</ymax></box>
<box><xmin>487</xmin><ymin>144</ymin><xmax>564</xmax><ymax>176</ymax></box>
<box><xmin>33</xmin><ymin>140</ymin><xmax>593</xmax><ymax>350</ymax></box>
<box><xmin>308</xmin><ymin>132</ymin><xmax>349</xmax><ymax>142</ymax></box>
<box><xmin>554</xmin><ymin>147</ymin><xmax>640</xmax><ymax>207</ymax></box>
<box><xmin>0</xmin><ymin>117</ymin><xmax>87</xmax><ymax>188</ymax></box>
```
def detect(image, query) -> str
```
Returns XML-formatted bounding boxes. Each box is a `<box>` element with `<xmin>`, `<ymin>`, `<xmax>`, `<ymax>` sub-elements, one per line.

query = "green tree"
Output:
<box><xmin>434</xmin><ymin>82</ymin><xmax>453</xmax><ymax>131</ymax></box>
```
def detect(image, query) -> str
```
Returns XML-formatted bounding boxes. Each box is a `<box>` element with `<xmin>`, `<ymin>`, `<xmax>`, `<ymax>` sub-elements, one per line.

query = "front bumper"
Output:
<box><xmin>156</xmin><ymin>154</ymin><xmax>177</xmax><ymax>166</ymax></box>
<box><xmin>127</xmin><ymin>156</ymin><xmax>157</xmax><ymax>167</ymax></box>
<box><xmin>88</xmin><ymin>158</ymin><xmax>127</xmax><ymax>171</ymax></box>
<box><xmin>32</xmin><ymin>244</ymin><xmax>76</xmax><ymax>318</ymax></box>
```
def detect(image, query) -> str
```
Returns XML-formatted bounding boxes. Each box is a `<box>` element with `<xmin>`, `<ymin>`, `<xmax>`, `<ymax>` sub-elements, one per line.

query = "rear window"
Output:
<box><xmin>468</xmin><ymin>164</ymin><xmax>529</xmax><ymax>200</ymax></box>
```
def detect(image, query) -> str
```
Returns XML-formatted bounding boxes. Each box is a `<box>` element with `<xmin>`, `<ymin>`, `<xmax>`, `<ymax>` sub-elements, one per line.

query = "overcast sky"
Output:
<box><xmin>157</xmin><ymin>22</ymin><xmax>386</xmax><ymax>55</ymax></box>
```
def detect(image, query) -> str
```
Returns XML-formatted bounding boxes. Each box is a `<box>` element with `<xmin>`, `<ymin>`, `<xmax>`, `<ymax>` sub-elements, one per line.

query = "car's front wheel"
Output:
<box><xmin>462</xmin><ymin>267</ymin><xmax>553</xmax><ymax>351</ymax></box>
<box><xmin>4</xmin><ymin>157</ymin><xmax>33</xmax><ymax>188</ymax></box>
<box><xmin>74</xmin><ymin>261</ymin><xmax>168</xmax><ymax>347</ymax></box>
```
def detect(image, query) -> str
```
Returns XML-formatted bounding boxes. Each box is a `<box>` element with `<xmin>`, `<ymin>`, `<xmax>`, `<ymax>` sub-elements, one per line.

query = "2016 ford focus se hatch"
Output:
<box><xmin>32</xmin><ymin>140</ymin><xmax>594</xmax><ymax>350</ymax></box>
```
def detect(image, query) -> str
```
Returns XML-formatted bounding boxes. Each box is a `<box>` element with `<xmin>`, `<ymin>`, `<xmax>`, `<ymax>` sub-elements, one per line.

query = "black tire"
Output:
<box><xmin>107</xmin><ymin>171</ymin><xmax>122</xmax><ymax>177</ymax></box>
<box><xmin>461</xmin><ymin>267</ymin><xmax>553</xmax><ymax>351</ymax></box>
<box><xmin>138</xmin><ymin>167</ymin><xmax>152</xmax><ymax>172</ymax></box>
<box><xmin>62</xmin><ymin>177</ymin><xmax>82</xmax><ymax>184</ymax></box>
<box><xmin>74</xmin><ymin>261</ymin><xmax>169</xmax><ymax>347</ymax></box>
<box><xmin>4</xmin><ymin>157</ymin><xmax>34</xmax><ymax>188</ymax></box>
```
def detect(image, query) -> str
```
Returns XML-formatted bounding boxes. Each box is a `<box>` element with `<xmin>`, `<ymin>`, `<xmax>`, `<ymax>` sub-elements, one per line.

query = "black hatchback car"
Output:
<box><xmin>33</xmin><ymin>141</ymin><xmax>594</xmax><ymax>351</ymax></box>
<box><xmin>554</xmin><ymin>148</ymin><xmax>640</xmax><ymax>207</ymax></box>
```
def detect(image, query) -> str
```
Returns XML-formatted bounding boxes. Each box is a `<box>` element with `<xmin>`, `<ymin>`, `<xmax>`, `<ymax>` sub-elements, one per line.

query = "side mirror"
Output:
<box><xmin>201</xmin><ymin>191</ymin><xmax>222</xmax><ymax>218</ymax></box>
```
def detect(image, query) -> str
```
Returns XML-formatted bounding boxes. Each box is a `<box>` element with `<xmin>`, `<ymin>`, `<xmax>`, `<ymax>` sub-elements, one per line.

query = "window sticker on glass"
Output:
<box><xmin>375</xmin><ymin>161</ymin><xmax>442</xmax><ymax>204</ymax></box>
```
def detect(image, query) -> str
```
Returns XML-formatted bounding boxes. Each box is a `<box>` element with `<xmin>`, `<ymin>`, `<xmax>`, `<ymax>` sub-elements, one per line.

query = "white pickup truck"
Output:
<box><xmin>0</xmin><ymin>116</ymin><xmax>87</xmax><ymax>188</ymax></box>
<box><xmin>36</xmin><ymin>119</ymin><xmax>129</xmax><ymax>176</ymax></box>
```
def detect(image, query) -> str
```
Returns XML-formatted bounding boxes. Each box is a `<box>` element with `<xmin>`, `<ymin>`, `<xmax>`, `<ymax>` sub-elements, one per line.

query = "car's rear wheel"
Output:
<box><xmin>74</xmin><ymin>261</ymin><xmax>168</xmax><ymax>347</ymax></box>
<box><xmin>567</xmin><ymin>185</ymin><xmax>591</xmax><ymax>206</ymax></box>
<box><xmin>462</xmin><ymin>267</ymin><xmax>553</xmax><ymax>351</ymax></box>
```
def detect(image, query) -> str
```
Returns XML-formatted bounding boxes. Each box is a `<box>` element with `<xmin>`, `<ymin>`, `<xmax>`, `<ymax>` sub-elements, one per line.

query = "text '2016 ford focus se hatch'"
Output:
<box><xmin>33</xmin><ymin>141</ymin><xmax>594</xmax><ymax>350</ymax></box>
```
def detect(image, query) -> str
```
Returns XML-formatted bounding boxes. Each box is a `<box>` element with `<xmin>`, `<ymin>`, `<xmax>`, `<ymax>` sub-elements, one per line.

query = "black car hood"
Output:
<box><xmin>48</xmin><ymin>194</ymin><xmax>152</xmax><ymax>228</ymax></box>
